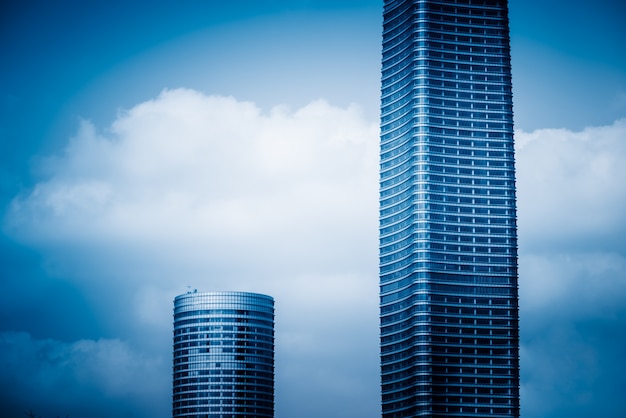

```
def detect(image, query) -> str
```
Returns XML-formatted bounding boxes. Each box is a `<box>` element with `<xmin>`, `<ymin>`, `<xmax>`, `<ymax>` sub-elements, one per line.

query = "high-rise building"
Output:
<box><xmin>379</xmin><ymin>1</ymin><xmax>519</xmax><ymax>417</ymax></box>
<box><xmin>172</xmin><ymin>291</ymin><xmax>275</xmax><ymax>418</ymax></box>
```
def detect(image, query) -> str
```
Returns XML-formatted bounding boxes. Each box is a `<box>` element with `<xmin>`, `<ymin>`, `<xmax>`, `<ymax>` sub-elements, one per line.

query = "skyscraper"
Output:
<box><xmin>172</xmin><ymin>291</ymin><xmax>275</xmax><ymax>418</ymax></box>
<box><xmin>379</xmin><ymin>1</ymin><xmax>519</xmax><ymax>417</ymax></box>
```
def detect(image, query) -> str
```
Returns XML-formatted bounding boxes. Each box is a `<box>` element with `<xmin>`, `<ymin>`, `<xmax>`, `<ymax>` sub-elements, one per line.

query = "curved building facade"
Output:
<box><xmin>380</xmin><ymin>1</ymin><xmax>519</xmax><ymax>417</ymax></box>
<box><xmin>172</xmin><ymin>291</ymin><xmax>275</xmax><ymax>418</ymax></box>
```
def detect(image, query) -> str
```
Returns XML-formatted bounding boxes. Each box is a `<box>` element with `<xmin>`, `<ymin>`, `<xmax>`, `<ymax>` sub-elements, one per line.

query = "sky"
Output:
<box><xmin>0</xmin><ymin>0</ymin><xmax>625</xmax><ymax>417</ymax></box>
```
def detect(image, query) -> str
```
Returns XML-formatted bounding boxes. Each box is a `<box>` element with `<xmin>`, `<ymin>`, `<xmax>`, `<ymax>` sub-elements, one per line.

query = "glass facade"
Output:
<box><xmin>379</xmin><ymin>0</ymin><xmax>519</xmax><ymax>417</ymax></box>
<box><xmin>172</xmin><ymin>291</ymin><xmax>275</xmax><ymax>418</ymax></box>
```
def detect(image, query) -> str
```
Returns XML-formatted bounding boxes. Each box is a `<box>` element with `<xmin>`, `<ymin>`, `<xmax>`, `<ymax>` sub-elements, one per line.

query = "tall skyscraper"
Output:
<box><xmin>379</xmin><ymin>1</ymin><xmax>519</xmax><ymax>417</ymax></box>
<box><xmin>172</xmin><ymin>291</ymin><xmax>275</xmax><ymax>418</ymax></box>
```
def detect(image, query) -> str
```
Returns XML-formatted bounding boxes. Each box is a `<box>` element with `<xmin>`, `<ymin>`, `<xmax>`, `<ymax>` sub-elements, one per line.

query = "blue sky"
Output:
<box><xmin>1</xmin><ymin>1</ymin><xmax>625</xmax><ymax>417</ymax></box>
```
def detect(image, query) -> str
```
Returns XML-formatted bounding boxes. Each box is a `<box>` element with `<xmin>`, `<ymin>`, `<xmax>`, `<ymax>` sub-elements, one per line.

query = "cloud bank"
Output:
<box><xmin>2</xmin><ymin>88</ymin><xmax>625</xmax><ymax>417</ymax></box>
<box><xmin>7</xmin><ymin>88</ymin><xmax>380</xmax><ymax>305</ymax></box>
<box><xmin>516</xmin><ymin>119</ymin><xmax>626</xmax><ymax>418</ymax></box>
<box><xmin>4</xmin><ymin>89</ymin><xmax>380</xmax><ymax>418</ymax></box>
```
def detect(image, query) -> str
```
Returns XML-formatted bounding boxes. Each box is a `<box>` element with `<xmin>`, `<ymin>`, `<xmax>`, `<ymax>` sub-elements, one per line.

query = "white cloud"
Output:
<box><xmin>519</xmin><ymin>251</ymin><xmax>626</xmax><ymax>316</ymax></box>
<box><xmin>7</xmin><ymin>89</ymin><xmax>378</xmax><ymax>273</ymax></box>
<box><xmin>516</xmin><ymin>118</ymin><xmax>626</xmax><ymax>247</ymax></box>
